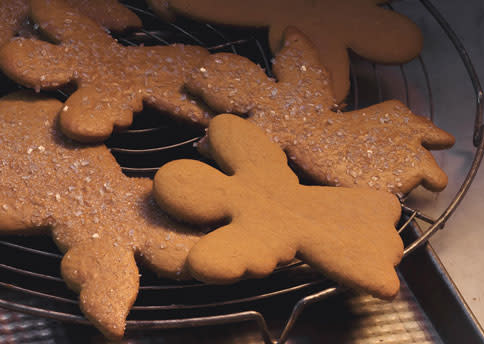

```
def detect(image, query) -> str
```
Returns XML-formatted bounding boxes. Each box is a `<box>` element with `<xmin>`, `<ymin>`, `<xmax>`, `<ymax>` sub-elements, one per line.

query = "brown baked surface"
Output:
<box><xmin>0</xmin><ymin>92</ymin><xmax>201</xmax><ymax>339</ymax></box>
<box><xmin>65</xmin><ymin>0</ymin><xmax>141</xmax><ymax>33</ymax></box>
<box><xmin>0</xmin><ymin>0</ymin><xmax>140</xmax><ymax>50</ymax></box>
<box><xmin>187</xmin><ymin>28</ymin><xmax>455</xmax><ymax>194</ymax></box>
<box><xmin>152</xmin><ymin>0</ymin><xmax>423</xmax><ymax>103</ymax></box>
<box><xmin>154</xmin><ymin>114</ymin><xmax>403</xmax><ymax>299</ymax></box>
<box><xmin>0</xmin><ymin>1</ymin><xmax>29</xmax><ymax>48</ymax></box>
<box><xmin>0</xmin><ymin>0</ymin><xmax>212</xmax><ymax>143</ymax></box>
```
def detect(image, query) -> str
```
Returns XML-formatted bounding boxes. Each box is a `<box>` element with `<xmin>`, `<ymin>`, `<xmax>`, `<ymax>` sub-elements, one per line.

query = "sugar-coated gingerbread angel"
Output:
<box><xmin>187</xmin><ymin>28</ymin><xmax>455</xmax><ymax>195</ymax></box>
<box><xmin>0</xmin><ymin>0</ymin><xmax>141</xmax><ymax>48</ymax></box>
<box><xmin>0</xmin><ymin>92</ymin><xmax>201</xmax><ymax>339</ymax></box>
<box><xmin>0</xmin><ymin>0</ymin><xmax>212</xmax><ymax>143</ymax></box>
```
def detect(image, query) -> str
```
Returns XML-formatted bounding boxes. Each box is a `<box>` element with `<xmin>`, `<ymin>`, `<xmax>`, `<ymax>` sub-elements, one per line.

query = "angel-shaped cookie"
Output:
<box><xmin>154</xmin><ymin>114</ymin><xmax>403</xmax><ymax>299</ymax></box>
<box><xmin>149</xmin><ymin>0</ymin><xmax>423</xmax><ymax>102</ymax></box>
<box><xmin>0</xmin><ymin>0</ymin><xmax>140</xmax><ymax>48</ymax></box>
<box><xmin>187</xmin><ymin>28</ymin><xmax>455</xmax><ymax>195</ymax></box>
<box><xmin>0</xmin><ymin>0</ymin><xmax>212</xmax><ymax>143</ymax></box>
<box><xmin>0</xmin><ymin>92</ymin><xmax>201</xmax><ymax>339</ymax></box>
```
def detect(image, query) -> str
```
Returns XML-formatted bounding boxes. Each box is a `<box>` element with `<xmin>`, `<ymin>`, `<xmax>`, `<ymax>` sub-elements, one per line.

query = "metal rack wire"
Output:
<box><xmin>0</xmin><ymin>0</ymin><xmax>483</xmax><ymax>343</ymax></box>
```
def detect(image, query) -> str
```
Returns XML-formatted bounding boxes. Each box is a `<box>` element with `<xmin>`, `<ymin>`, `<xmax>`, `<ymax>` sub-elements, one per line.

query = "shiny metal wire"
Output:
<box><xmin>0</xmin><ymin>0</ymin><xmax>482</xmax><ymax>343</ymax></box>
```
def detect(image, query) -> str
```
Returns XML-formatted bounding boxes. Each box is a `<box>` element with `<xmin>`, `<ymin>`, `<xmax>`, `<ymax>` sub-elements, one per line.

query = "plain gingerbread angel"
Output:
<box><xmin>154</xmin><ymin>114</ymin><xmax>404</xmax><ymax>299</ymax></box>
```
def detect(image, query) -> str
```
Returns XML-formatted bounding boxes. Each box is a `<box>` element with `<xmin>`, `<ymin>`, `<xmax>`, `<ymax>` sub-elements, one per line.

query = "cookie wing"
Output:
<box><xmin>62</xmin><ymin>241</ymin><xmax>139</xmax><ymax>340</ymax></box>
<box><xmin>0</xmin><ymin>38</ymin><xmax>75</xmax><ymax>90</ymax></box>
<box><xmin>184</xmin><ymin>187</ymin><xmax>401</xmax><ymax>299</ymax></box>
<box><xmin>273</xmin><ymin>27</ymin><xmax>329</xmax><ymax>85</ymax></box>
<box><xmin>188</xmin><ymin>219</ymin><xmax>297</xmax><ymax>283</ymax></box>
<box><xmin>30</xmin><ymin>0</ymin><xmax>113</xmax><ymax>44</ymax></box>
<box><xmin>66</xmin><ymin>0</ymin><xmax>141</xmax><ymax>33</ymax></box>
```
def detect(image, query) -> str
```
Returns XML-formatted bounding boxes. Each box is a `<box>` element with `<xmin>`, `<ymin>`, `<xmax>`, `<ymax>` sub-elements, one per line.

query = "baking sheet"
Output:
<box><xmin>0</xmin><ymin>277</ymin><xmax>442</xmax><ymax>343</ymax></box>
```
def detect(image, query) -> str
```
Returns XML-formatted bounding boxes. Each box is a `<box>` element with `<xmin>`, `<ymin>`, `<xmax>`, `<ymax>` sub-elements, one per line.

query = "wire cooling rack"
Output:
<box><xmin>0</xmin><ymin>0</ymin><xmax>483</xmax><ymax>343</ymax></box>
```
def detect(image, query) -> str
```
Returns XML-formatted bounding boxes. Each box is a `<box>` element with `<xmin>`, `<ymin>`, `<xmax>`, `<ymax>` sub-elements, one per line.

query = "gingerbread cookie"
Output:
<box><xmin>187</xmin><ymin>28</ymin><xmax>455</xmax><ymax>195</ymax></box>
<box><xmin>0</xmin><ymin>0</ymin><xmax>212</xmax><ymax>143</ymax></box>
<box><xmin>154</xmin><ymin>114</ymin><xmax>403</xmax><ymax>299</ymax></box>
<box><xmin>0</xmin><ymin>92</ymin><xmax>201</xmax><ymax>339</ymax></box>
<box><xmin>151</xmin><ymin>0</ymin><xmax>423</xmax><ymax>102</ymax></box>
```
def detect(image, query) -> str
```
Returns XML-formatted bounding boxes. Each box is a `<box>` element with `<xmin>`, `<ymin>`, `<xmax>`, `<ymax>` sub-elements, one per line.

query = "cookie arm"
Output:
<box><xmin>140</xmin><ymin>44</ymin><xmax>213</xmax><ymax>126</ymax></box>
<box><xmin>61</xmin><ymin>241</ymin><xmax>139</xmax><ymax>340</ymax></box>
<box><xmin>0</xmin><ymin>39</ymin><xmax>75</xmax><ymax>90</ymax></box>
<box><xmin>186</xmin><ymin>53</ymin><xmax>267</xmax><ymax>115</ymax></box>
<box><xmin>59</xmin><ymin>86</ymin><xmax>144</xmax><ymax>142</ymax></box>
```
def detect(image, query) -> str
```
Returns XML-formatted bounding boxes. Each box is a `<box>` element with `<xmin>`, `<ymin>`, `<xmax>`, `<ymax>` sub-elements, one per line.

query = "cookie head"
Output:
<box><xmin>154</xmin><ymin>114</ymin><xmax>403</xmax><ymax>299</ymax></box>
